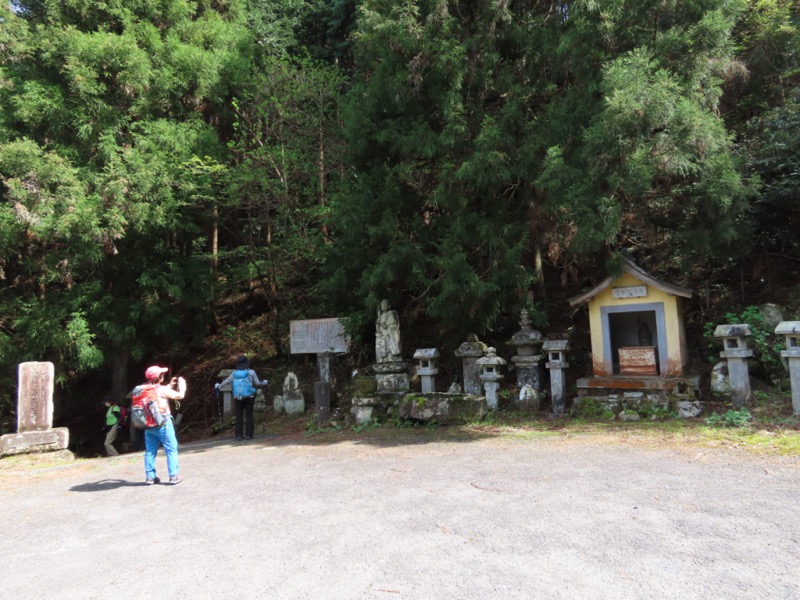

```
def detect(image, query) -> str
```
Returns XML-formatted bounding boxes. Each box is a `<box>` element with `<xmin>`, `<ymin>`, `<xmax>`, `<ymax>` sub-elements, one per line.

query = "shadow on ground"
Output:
<box><xmin>70</xmin><ymin>479</ymin><xmax>150</xmax><ymax>492</ymax></box>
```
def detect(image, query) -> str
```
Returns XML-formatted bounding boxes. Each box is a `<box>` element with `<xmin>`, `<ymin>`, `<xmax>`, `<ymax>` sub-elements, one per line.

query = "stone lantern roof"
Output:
<box><xmin>476</xmin><ymin>347</ymin><xmax>507</xmax><ymax>368</ymax></box>
<box><xmin>508</xmin><ymin>309</ymin><xmax>543</xmax><ymax>350</ymax></box>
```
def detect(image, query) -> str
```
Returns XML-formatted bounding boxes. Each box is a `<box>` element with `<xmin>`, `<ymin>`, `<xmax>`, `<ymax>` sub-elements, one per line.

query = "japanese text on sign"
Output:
<box><xmin>290</xmin><ymin>319</ymin><xmax>351</xmax><ymax>354</ymax></box>
<box><xmin>611</xmin><ymin>285</ymin><xmax>647</xmax><ymax>299</ymax></box>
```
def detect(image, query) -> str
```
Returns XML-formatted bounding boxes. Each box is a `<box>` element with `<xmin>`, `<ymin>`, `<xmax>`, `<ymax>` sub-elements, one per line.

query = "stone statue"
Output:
<box><xmin>376</xmin><ymin>299</ymin><xmax>402</xmax><ymax>363</ymax></box>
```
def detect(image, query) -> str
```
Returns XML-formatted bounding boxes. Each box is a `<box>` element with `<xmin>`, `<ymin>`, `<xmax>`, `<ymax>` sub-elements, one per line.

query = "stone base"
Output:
<box><xmin>577</xmin><ymin>374</ymin><xmax>701</xmax><ymax>393</ymax></box>
<box><xmin>351</xmin><ymin>395</ymin><xmax>405</xmax><ymax>425</ymax></box>
<box><xmin>284</xmin><ymin>398</ymin><xmax>305</xmax><ymax>416</ymax></box>
<box><xmin>0</xmin><ymin>428</ymin><xmax>69</xmax><ymax>457</ymax></box>
<box><xmin>572</xmin><ymin>390</ymin><xmax>704</xmax><ymax>420</ymax></box>
<box><xmin>516</xmin><ymin>385</ymin><xmax>541</xmax><ymax>412</ymax></box>
<box><xmin>397</xmin><ymin>393</ymin><xmax>487</xmax><ymax>425</ymax></box>
<box><xmin>353</xmin><ymin>376</ymin><xmax>378</xmax><ymax>394</ymax></box>
<box><xmin>373</xmin><ymin>361</ymin><xmax>407</xmax><ymax>375</ymax></box>
<box><xmin>375</xmin><ymin>372</ymin><xmax>409</xmax><ymax>393</ymax></box>
<box><xmin>352</xmin><ymin>397</ymin><xmax>382</xmax><ymax>425</ymax></box>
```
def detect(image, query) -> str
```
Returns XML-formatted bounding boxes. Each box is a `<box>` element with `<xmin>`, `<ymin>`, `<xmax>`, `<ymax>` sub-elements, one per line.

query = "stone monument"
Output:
<box><xmin>508</xmin><ymin>309</ymin><xmax>544</xmax><ymax>391</ymax></box>
<box><xmin>373</xmin><ymin>299</ymin><xmax>409</xmax><ymax>392</ymax></box>
<box><xmin>274</xmin><ymin>372</ymin><xmax>305</xmax><ymax>416</ymax></box>
<box><xmin>455</xmin><ymin>334</ymin><xmax>487</xmax><ymax>395</ymax></box>
<box><xmin>477</xmin><ymin>347</ymin><xmax>506</xmax><ymax>410</ymax></box>
<box><xmin>543</xmin><ymin>339</ymin><xmax>570</xmax><ymax>414</ymax></box>
<box><xmin>775</xmin><ymin>321</ymin><xmax>800</xmax><ymax>416</ymax></box>
<box><xmin>713</xmin><ymin>324</ymin><xmax>753</xmax><ymax>409</ymax></box>
<box><xmin>413</xmin><ymin>348</ymin><xmax>440</xmax><ymax>393</ymax></box>
<box><xmin>0</xmin><ymin>362</ymin><xmax>71</xmax><ymax>457</ymax></box>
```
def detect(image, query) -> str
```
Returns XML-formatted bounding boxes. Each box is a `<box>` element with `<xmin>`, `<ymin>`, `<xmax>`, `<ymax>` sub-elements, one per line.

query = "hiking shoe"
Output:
<box><xmin>235</xmin><ymin>436</ymin><xmax>243</xmax><ymax>441</ymax></box>
<box><xmin>168</xmin><ymin>475</ymin><xmax>183</xmax><ymax>485</ymax></box>
<box><xmin>145</xmin><ymin>477</ymin><xmax>160</xmax><ymax>485</ymax></box>
<box><xmin>244</xmin><ymin>435</ymin><xmax>253</xmax><ymax>440</ymax></box>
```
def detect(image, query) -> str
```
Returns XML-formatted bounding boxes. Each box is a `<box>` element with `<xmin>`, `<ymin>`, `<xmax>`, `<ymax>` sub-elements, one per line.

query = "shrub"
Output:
<box><xmin>705</xmin><ymin>409</ymin><xmax>752</xmax><ymax>428</ymax></box>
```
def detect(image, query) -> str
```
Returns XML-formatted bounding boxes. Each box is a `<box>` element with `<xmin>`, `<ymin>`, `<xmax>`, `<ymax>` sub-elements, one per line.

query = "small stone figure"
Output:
<box><xmin>376</xmin><ymin>299</ymin><xmax>402</xmax><ymax>363</ymax></box>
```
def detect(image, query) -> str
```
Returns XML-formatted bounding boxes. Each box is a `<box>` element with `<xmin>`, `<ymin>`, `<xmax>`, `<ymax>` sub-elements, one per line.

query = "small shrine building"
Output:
<box><xmin>569</xmin><ymin>256</ymin><xmax>694</xmax><ymax>392</ymax></box>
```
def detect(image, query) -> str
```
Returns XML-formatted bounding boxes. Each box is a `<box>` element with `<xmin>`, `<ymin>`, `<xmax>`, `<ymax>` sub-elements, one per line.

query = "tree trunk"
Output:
<box><xmin>111</xmin><ymin>348</ymin><xmax>131</xmax><ymax>442</ymax></box>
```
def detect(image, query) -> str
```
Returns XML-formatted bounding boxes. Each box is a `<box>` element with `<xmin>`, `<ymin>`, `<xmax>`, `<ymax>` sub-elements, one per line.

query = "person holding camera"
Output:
<box><xmin>216</xmin><ymin>356</ymin><xmax>267</xmax><ymax>441</ymax></box>
<box><xmin>141</xmin><ymin>365</ymin><xmax>186</xmax><ymax>485</ymax></box>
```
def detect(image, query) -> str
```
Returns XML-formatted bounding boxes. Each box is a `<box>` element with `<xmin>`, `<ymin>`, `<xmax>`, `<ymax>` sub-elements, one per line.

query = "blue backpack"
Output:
<box><xmin>232</xmin><ymin>369</ymin><xmax>255</xmax><ymax>399</ymax></box>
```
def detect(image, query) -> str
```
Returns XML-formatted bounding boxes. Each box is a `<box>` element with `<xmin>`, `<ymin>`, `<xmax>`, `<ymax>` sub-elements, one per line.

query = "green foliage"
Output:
<box><xmin>224</xmin><ymin>54</ymin><xmax>346</xmax><ymax>353</ymax></box>
<box><xmin>0</xmin><ymin>0</ymin><xmax>251</xmax><ymax>394</ymax></box>
<box><xmin>321</xmin><ymin>0</ymin><xmax>538</xmax><ymax>335</ymax></box>
<box><xmin>390</xmin><ymin>415</ymin><xmax>421</xmax><ymax>428</ymax></box>
<box><xmin>706</xmin><ymin>409</ymin><xmax>752</xmax><ymax>427</ymax></box>
<box><xmin>536</xmin><ymin>0</ymin><xmax>753</xmax><ymax>265</ymax></box>
<box><xmin>352</xmin><ymin>418</ymin><xmax>382</xmax><ymax>433</ymax></box>
<box><xmin>744</xmin><ymin>95</ymin><xmax>800</xmax><ymax>260</ymax></box>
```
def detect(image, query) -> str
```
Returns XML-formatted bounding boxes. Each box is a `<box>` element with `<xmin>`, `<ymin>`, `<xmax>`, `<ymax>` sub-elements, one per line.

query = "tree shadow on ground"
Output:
<box><xmin>70</xmin><ymin>479</ymin><xmax>148</xmax><ymax>492</ymax></box>
<box><xmin>179</xmin><ymin>425</ymin><xmax>511</xmax><ymax>457</ymax></box>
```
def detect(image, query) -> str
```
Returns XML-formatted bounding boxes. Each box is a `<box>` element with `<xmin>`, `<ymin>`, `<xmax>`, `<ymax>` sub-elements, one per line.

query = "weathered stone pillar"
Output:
<box><xmin>217</xmin><ymin>369</ymin><xmax>235</xmax><ymax>419</ymax></box>
<box><xmin>413</xmin><ymin>348</ymin><xmax>440</xmax><ymax>393</ymax></box>
<box><xmin>775</xmin><ymin>321</ymin><xmax>800</xmax><ymax>416</ymax></box>
<box><xmin>455</xmin><ymin>334</ymin><xmax>487</xmax><ymax>395</ymax></box>
<box><xmin>317</xmin><ymin>352</ymin><xmax>333</xmax><ymax>384</ymax></box>
<box><xmin>477</xmin><ymin>347</ymin><xmax>506</xmax><ymax>410</ymax></box>
<box><xmin>713</xmin><ymin>324</ymin><xmax>753</xmax><ymax>409</ymax></box>
<box><xmin>508</xmin><ymin>310</ymin><xmax>544</xmax><ymax>391</ymax></box>
<box><xmin>0</xmin><ymin>362</ymin><xmax>70</xmax><ymax>457</ymax></box>
<box><xmin>543</xmin><ymin>339</ymin><xmax>570</xmax><ymax>414</ymax></box>
<box><xmin>314</xmin><ymin>381</ymin><xmax>331</xmax><ymax>425</ymax></box>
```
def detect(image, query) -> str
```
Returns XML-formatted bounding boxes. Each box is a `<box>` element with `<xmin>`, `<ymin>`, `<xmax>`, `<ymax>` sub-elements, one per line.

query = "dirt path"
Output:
<box><xmin>1</xmin><ymin>430</ymin><xmax>799</xmax><ymax>599</ymax></box>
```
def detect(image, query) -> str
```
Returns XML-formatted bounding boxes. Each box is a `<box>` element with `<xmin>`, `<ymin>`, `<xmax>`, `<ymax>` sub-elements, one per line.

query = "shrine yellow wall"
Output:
<box><xmin>588</xmin><ymin>272</ymin><xmax>687</xmax><ymax>377</ymax></box>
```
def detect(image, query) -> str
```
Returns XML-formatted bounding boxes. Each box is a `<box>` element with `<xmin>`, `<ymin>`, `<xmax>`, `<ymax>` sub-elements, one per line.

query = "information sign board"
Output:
<box><xmin>290</xmin><ymin>318</ymin><xmax>350</xmax><ymax>354</ymax></box>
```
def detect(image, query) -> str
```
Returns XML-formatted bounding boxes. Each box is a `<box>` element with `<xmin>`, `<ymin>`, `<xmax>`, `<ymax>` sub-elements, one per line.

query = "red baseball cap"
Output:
<box><xmin>145</xmin><ymin>366</ymin><xmax>169</xmax><ymax>381</ymax></box>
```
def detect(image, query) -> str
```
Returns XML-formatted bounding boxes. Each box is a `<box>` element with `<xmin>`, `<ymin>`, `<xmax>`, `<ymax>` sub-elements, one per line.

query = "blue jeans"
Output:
<box><xmin>144</xmin><ymin>417</ymin><xmax>179</xmax><ymax>479</ymax></box>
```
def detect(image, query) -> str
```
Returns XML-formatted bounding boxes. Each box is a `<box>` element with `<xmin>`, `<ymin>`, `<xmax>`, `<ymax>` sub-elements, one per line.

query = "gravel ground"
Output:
<box><xmin>1</xmin><ymin>430</ymin><xmax>799</xmax><ymax>600</ymax></box>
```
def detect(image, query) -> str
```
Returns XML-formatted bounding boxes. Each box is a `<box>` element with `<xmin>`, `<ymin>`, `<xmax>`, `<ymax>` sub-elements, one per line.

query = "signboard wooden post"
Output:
<box><xmin>290</xmin><ymin>319</ymin><xmax>350</xmax><ymax>419</ymax></box>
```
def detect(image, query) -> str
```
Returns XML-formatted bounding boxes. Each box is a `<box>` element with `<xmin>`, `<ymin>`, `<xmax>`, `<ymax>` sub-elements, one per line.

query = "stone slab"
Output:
<box><xmin>397</xmin><ymin>393</ymin><xmax>487</xmax><ymax>425</ymax></box>
<box><xmin>0</xmin><ymin>427</ymin><xmax>69</xmax><ymax>456</ymax></box>
<box><xmin>17</xmin><ymin>361</ymin><xmax>55</xmax><ymax>432</ymax></box>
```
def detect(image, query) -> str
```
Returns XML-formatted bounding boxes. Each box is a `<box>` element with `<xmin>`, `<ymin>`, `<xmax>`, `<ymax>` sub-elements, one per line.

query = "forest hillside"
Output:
<box><xmin>0</xmin><ymin>1</ymin><xmax>798</xmax><ymax>451</ymax></box>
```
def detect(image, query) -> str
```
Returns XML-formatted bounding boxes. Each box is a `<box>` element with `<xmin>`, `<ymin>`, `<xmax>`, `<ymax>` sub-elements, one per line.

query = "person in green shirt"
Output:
<box><xmin>103</xmin><ymin>396</ymin><xmax>121</xmax><ymax>456</ymax></box>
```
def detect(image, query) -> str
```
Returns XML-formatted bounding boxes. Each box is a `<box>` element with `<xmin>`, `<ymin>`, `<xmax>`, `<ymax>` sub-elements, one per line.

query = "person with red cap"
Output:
<box><xmin>142</xmin><ymin>365</ymin><xmax>186</xmax><ymax>485</ymax></box>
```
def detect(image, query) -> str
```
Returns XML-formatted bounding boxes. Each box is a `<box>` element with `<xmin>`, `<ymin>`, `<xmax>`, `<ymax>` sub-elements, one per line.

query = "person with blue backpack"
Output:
<box><xmin>216</xmin><ymin>356</ymin><xmax>267</xmax><ymax>441</ymax></box>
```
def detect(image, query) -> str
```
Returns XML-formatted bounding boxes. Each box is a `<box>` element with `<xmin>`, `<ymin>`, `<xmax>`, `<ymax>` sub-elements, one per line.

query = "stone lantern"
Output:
<box><xmin>543</xmin><ymin>339</ymin><xmax>570</xmax><ymax>414</ymax></box>
<box><xmin>477</xmin><ymin>347</ymin><xmax>506</xmax><ymax>410</ymax></box>
<box><xmin>455</xmin><ymin>334</ymin><xmax>487</xmax><ymax>395</ymax></box>
<box><xmin>508</xmin><ymin>309</ymin><xmax>544</xmax><ymax>391</ymax></box>
<box><xmin>775</xmin><ymin>321</ymin><xmax>800</xmax><ymax>416</ymax></box>
<box><xmin>413</xmin><ymin>348</ymin><xmax>440</xmax><ymax>393</ymax></box>
<box><xmin>713</xmin><ymin>324</ymin><xmax>753</xmax><ymax>409</ymax></box>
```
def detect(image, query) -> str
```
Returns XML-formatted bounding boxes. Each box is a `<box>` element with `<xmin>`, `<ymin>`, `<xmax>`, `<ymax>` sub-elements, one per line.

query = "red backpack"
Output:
<box><xmin>130</xmin><ymin>384</ymin><xmax>163</xmax><ymax>429</ymax></box>
<box><xmin>117</xmin><ymin>405</ymin><xmax>129</xmax><ymax>428</ymax></box>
